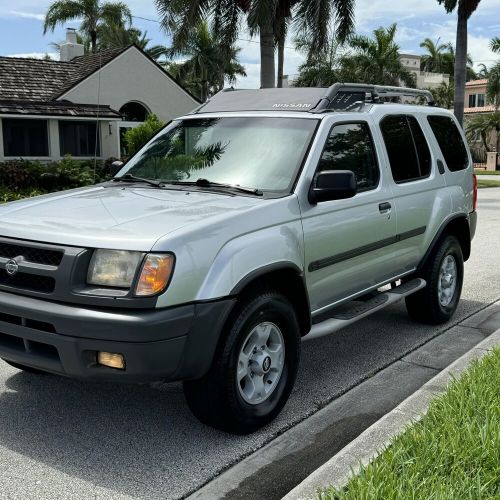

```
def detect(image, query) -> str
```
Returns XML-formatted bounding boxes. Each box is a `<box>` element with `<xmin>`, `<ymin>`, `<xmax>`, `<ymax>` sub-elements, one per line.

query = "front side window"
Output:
<box><xmin>59</xmin><ymin>121</ymin><xmax>100</xmax><ymax>157</ymax></box>
<box><xmin>380</xmin><ymin>115</ymin><xmax>431</xmax><ymax>183</ymax></box>
<box><xmin>2</xmin><ymin>119</ymin><xmax>49</xmax><ymax>157</ymax></box>
<box><xmin>123</xmin><ymin>117</ymin><xmax>318</xmax><ymax>193</ymax></box>
<box><xmin>317</xmin><ymin>122</ymin><xmax>379</xmax><ymax>191</ymax></box>
<box><xmin>427</xmin><ymin>115</ymin><xmax>469</xmax><ymax>172</ymax></box>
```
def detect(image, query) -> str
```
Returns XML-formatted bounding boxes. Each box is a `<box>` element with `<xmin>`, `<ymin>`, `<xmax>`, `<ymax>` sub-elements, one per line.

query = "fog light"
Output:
<box><xmin>97</xmin><ymin>352</ymin><xmax>125</xmax><ymax>370</ymax></box>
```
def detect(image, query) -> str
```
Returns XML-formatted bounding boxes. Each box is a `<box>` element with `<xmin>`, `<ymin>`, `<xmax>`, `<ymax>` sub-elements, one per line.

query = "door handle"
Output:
<box><xmin>379</xmin><ymin>202</ymin><xmax>391</xmax><ymax>213</ymax></box>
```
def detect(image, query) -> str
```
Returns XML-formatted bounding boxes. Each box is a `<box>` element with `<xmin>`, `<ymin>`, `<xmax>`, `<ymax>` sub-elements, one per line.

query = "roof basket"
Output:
<box><xmin>312</xmin><ymin>83</ymin><xmax>435</xmax><ymax>112</ymax></box>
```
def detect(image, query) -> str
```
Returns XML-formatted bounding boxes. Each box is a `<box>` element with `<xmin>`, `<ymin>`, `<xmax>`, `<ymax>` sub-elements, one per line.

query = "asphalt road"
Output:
<box><xmin>0</xmin><ymin>189</ymin><xmax>499</xmax><ymax>500</ymax></box>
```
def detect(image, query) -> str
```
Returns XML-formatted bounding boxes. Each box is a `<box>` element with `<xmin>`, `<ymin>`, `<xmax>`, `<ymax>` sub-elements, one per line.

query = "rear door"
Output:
<box><xmin>377</xmin><ymin>113</ymin><xmax>448</xmax><ymax>272</ymax></box>
<box><xmin>299</xmin><ymin>117</ymin><xmax>398</xmax><ymax>313</ymax></box>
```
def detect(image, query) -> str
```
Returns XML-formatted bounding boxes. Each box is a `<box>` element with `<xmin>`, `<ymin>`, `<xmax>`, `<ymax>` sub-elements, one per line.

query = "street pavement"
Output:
<box><xmin>0</xmin><ymin>188</ymin><xmax>499</xmax><ymax>500</ymax></box>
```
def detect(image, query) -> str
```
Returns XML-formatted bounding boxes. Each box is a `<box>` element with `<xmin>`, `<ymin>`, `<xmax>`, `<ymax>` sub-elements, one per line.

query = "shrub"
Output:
<box><xmin>123</xmin><ymin>114</ymin><xmax>165</xmax><ymax>156</ymax></box>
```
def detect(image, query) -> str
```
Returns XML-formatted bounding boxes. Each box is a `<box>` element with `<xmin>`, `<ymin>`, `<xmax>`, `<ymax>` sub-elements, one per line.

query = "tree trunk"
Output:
<box><xmin>277</xmin><ymin>35</ymin><xmax>285</xmax><ymax>88</ymax></box>
<box><xmin>453</xmin><ymin>3</ymin><xmax>468</xmax><ymax>126</ymax></box>
<box><xmin>91</xmin><ymin>30</ymin><xmax>97</xmax><ymax>53</ymax></box>
<box><xmin>259</xmin><ymin>20</ymin><xmax>275</xmax><ymax>88</ymax></box>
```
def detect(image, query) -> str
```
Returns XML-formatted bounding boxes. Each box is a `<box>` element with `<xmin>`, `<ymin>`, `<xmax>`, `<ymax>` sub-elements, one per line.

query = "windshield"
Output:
<box><xmin>121</xmin><ymin>117</ymin><xmax>318</xmax><ymax>193</ymax></box>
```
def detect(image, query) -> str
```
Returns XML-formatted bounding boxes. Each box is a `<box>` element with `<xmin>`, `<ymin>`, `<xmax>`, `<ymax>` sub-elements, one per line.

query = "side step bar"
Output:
<box><xmin>303</xmin><ymin>278</ymin><xmax>426</xmax><ymax>342</ymax></box>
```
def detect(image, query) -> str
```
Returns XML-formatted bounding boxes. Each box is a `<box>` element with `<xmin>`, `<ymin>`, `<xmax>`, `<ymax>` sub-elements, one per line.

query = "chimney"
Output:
<box><xmin>60</xmin><ymin>28</ymin><xmax>84</xmax><ymax>62</ymax></box>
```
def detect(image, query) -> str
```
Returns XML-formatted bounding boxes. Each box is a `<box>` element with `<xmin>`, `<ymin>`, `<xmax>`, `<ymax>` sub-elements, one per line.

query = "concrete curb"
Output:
<box><xmin>283</xmin><ymin>327</ymin><xmax>500</xmax><ymax>500</ymax></box>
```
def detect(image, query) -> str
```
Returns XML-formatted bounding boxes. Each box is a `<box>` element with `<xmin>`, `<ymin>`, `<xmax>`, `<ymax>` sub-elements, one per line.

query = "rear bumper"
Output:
<box><xmin>0</xmin><ymin>291</ymin><xmax>235</xmax><ymax>382</ymax></box>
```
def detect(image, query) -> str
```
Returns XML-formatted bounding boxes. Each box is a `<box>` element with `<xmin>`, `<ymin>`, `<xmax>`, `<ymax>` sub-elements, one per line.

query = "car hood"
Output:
<box><xmin>0</xmin><ymin>185</ymin><xmax>263</xmax><ymax>250</ymax></box>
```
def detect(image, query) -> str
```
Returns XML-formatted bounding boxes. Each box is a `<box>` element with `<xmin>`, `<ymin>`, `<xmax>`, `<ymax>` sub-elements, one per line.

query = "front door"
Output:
<box><xmin>300</xmin><ymin>118</ymin><xmax>397</xmax><ymax>314</ymax></box>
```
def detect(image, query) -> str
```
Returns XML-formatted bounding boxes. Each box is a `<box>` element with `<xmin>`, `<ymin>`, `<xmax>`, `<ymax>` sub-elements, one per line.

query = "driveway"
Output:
<box><xmin>0</xmin><ymin>189</ymin><xmax>499</xmax><ymax>500</ymax></box>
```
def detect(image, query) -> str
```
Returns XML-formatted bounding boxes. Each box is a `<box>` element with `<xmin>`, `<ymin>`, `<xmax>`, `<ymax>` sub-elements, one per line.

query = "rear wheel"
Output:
<box><xmin>184</xmin><ymin>289</ymin><xmax>301</xmax><ymax>434</ymax></box>
<box><xmin>405</xmin><ymin>235</ymin><xmax>463</xmax><ymax>324</ymax></box>
<box><xmin>2</xmin><ymin>359</ymin><xmax>46</xmax><ymax>374</ymax></box>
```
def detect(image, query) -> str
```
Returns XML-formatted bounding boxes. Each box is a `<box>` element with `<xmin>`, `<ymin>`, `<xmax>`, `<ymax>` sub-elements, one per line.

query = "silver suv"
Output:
<box><xmin>0</xmin><ymin>84</ymin><xmax>477</xmax><ymax>434</ymax></box>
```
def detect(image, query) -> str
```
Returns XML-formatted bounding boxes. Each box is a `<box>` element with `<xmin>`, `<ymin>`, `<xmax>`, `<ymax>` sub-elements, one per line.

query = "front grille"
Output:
<box><xmin>0</xmin><ymin>272</ymin><xmax>55</xmax><ymax>293</ymax></box>
<box><xmin>0</xmin><ymin>242</ymin><xmax>63</xmax><ymax>266</ymax></box>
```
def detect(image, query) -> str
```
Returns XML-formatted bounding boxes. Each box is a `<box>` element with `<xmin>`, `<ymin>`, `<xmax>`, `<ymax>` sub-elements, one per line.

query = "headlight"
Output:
<box><xmin>135</xmin><ymin>254</ymin><xmax>175</xmax><ymax>296</ymax></box>
<box><xmin>87</xmin><ymin>250</ymin><xmax>142</xmax><ymax>288</ymax></box>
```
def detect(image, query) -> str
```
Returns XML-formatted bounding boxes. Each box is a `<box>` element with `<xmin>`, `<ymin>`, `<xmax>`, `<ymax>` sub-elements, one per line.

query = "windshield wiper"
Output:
<box><xmin>169</xmin><ymin>178</ymin><xmax>263</xmax><ymax>196</ymax></box>
<box><xmin>112</xmin><ymin>173</ymin><xmax>164</xmax><ymax>188</ymax></box>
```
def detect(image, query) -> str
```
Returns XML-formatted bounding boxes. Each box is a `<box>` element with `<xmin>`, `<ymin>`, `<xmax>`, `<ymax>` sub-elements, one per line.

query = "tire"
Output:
<box><xmin>2</xmin><ymin>359</ymin><xmax>47</xmax><ymax>374</ymax></box>
<box><xmin>405</xmin><ymin>235</ymin><xmax>463</xmax><ymax>324</ymax></box>
<box><xmin>184</xmin><ymin>289</ymin><xmax>301</xmax><ymax>434</ymax></box>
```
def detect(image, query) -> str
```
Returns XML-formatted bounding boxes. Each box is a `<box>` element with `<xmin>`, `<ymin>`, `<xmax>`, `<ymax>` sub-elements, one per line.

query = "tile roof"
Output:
<box><xmin>464</xmin><ymin>105</ymin><xmax>497</xmax><ymax>114</ymax></box>
<box><xmin>0</xmin><ymin>99</ymin><xmax>121</xmax><ymax>118</ymax></box>
<box><xmin>0</xmin><ymin>47</ymin><xmax>125</xmax><ymax>102</ymax></box>
<box><xmin>466</xmin><ymin>79</ymin><xmax>488</xmax><ymax>87</ymax></box>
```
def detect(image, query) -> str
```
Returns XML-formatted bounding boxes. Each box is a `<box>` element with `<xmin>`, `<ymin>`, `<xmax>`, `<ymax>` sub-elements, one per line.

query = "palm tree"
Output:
<box><xmin>420</xmin><ymin>38</ymin><xmax>449</xmax><ymax>73</ymax></box>
<box><xmin>343</xmin><ymin>24</ymin><xmax>416</xmax><ymax>87</ymax></box>
<box><xmin>466</xmin><ymin>112</ymin><xmax>500</xmax><ymax>154</ymax></box>
<box><xmin>428</xmin><ymin>81</ymin><xmax>455</xmax><ymax>109</ymax></box>
<box><xmin>155</xmin><ymin>0</ymin><xmax>355</xmax><ymax>89</ymax></box>
<box><xmin>437</xmin><ymin>0</ymin><xmax>482</xmax><ymax>126</ymax></box>
<box><xmin>488</xmin><ymin>37</ymin><xmax>500</xmax><ymax>111</ymax></box>
<box><xmin>166</xmin><ymin>22</ymin><xmax>246</xmax><ymax>102</ymax></box>
<box><xmin>43</xmin><ymin>0</ymin><xmax>132</xmax><ymax>53</ymax></box>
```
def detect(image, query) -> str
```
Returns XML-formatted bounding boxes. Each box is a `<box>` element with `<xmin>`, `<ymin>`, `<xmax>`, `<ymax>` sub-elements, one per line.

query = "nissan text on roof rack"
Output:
<box><xmin>0</xmin><ymin>83</ymin><xmax>477</xmax><ymax>434</ymax></box>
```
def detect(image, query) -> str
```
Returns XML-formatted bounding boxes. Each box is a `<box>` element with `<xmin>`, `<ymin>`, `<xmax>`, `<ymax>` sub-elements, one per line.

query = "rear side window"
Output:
<box><xmin>380</xmin><ymin>115</ymin><xmax>432</xmax><ymax>183</ymax></box>
<box><xmin>427</xmin><ymin>115</ymin><xmax>469</xmax><ymax>171</ymax></box>
<box><xmin>318</xmin><ymin>122</ymin><xmax>379</xmax><ymax>191</ymax></box>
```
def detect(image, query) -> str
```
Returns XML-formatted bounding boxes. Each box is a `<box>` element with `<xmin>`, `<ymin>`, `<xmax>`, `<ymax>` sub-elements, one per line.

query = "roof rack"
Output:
<box><xmin>312</xmin><ymin>83</ymin><xmax>435</xmax><ymax>112</ymax></box>
<box><xmin>189</xmin><ymin>83</ymin><xmax>436</xmax><ymax>115</ymax></box>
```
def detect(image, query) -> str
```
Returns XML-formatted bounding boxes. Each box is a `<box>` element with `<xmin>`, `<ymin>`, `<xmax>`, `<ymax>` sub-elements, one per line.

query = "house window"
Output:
<box><xmin>2</xmin><ymin>119</ymin><xmax>49</xmax><ymax>157</ymax></box>
<box><xmin>59</xmin><ymin>121</ymin><xmax>100</xmax><ymax>157</ymax></box>
<box><xmin>119</xmin><ymin>102</ymin><xmax>149</xmax><ymax>122</ymax></box>
<box><xmin>468</xmin><ymin>93</ymin><xmax>486</xmax><ymax>108</ymax></box>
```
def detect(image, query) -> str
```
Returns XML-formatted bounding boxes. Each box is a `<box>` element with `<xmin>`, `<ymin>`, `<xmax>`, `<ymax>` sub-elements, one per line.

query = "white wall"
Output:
<box><xmin>60</xmin><ymin>47</ymin><xmax>199</xmax><ymax>123</ymax></box>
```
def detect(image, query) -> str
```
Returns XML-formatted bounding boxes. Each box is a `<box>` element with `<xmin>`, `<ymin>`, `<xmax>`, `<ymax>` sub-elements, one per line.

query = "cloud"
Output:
<box><xmin>9</xmin><ymin>10</ymin><xmax>44</xmax><ymax>21</ymax></box>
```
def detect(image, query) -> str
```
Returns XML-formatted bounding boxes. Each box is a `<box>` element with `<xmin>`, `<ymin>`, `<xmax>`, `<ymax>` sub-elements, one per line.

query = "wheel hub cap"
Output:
<box><xmin>438</xmin><ymin>255</ymin><xmax>457</xmax><ymax>307</ymax></box>
<box><xmin>237</xmin><ymin>321</ymin><xmax>285</xmax><ymax>405</ymax></box>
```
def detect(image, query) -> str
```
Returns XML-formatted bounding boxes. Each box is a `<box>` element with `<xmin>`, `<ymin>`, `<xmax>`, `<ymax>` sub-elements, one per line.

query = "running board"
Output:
<box><xmin>303</xmin><ymin>278</ymin><xmax>426</xmax><ymax>342</ymax></box>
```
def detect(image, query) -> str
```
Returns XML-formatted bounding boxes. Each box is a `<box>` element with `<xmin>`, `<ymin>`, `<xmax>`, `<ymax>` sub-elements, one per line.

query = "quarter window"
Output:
<box><xmin>380</xmin><ymin>115</ymin><xmax>431</xmax><ymax>183</ymax></box>
<box><xmin>427</xmin><ymin>115</ymin><xmax>469</xmax><ymax>172</ymax></box>
<box><xmin>59</xmin><ymin>121</ymin><xmax>100</xmax><ymax>157</ymax></box>
<box><xmin>2</xmin><ymin>119</ymin><xmax>49</xmax><ymax>157</ymax></box>
<box><xmin>318</xmin><ymin>122</ymin><xmax>379</xmax><ymax>191</ymax></box>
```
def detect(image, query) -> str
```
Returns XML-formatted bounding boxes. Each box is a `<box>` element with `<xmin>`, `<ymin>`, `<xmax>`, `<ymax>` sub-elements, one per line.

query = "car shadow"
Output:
<box><xmin>0</xmin><ymin>297</ymin><xmax>494</xmax><ymax>499</ymax></box>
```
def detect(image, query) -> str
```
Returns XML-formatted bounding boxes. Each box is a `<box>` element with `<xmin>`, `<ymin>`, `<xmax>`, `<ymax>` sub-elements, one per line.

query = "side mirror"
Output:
<box><xmin>110</xmin><ymin>160</ymin><xmax>124</xmax><ymax>177</ymax></box>
<box><xmin>308</xmin><ymin>170</ymin><xmax>357</xmax><ymax>204</ymax></box>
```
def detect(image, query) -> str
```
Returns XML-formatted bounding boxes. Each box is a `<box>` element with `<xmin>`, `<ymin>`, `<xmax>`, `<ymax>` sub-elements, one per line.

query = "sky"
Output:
<box><xmin>0</xmin><ymin>0</ymin><xmax>499</xmax><ymax>88</ymax></box>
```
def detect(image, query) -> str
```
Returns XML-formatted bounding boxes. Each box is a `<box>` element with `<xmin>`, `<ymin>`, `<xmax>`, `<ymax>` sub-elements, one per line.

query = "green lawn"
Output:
<box><xmin>474</xmin><ymin>170</ymin><xmax>500</xmax><ymax>175</ymax></box>
<box><xmin>319</xmin><ymin>347</ymin><xmax>500</xmax><ymax>500</ymax></box>
<box><xmin>477</xmin><ymin>179</ymin><xmax>500</xmax><ymax>189</ymax></box>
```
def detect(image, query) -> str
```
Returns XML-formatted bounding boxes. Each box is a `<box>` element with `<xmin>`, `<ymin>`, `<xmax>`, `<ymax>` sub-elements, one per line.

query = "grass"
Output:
<box><xmin>477</xmin><ymin>179</ymin><xmax>500</xmax><ymax>189</ymax></box>
<box><xmin>474</xmin><ymin>170</ymin><xmax>500</xmax><ymax>175</ymax></box>
<box><xmin>319</xmin><ymin>347</ymin><xmax>500</xmax><ymax>500</ymax></box>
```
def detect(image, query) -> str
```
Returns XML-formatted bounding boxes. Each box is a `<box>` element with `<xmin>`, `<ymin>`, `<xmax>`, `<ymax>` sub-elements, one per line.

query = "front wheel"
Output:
<box><xmin>184</xmin><ymin>289</ymin><xmax>301</xmax><ymax>434</ymax></box>
<box><xmin>405</xmin><ymin>235</ymin><xmax>464</xmax><ymax>324</ymax></box>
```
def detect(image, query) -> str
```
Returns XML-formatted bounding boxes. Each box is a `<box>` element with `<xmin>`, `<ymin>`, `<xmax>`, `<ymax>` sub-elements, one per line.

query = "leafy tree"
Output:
<box><xmin>165</xmin><ymin>22</ymin><xmax>246</xmax><ymax>102</ymax></box>
<box><xmin>123</xmin><ymin>114</ymin><xmax>165</xmax><ymax>156</ymax></box>
<box><xmin>155</xmin><ymin>0</ymin><xmax>355</xmax><ymax>89</ymax></box>
<box><xmin>43</xmin><ymin>0</ymin><xmax>132</xmax><ymax>53</ymax></box>
<box><xmin>342</xmin><ymin>24</ymin><xmax>416</xmax><ymax>87</ymax></box>
<box><xmin>428</xmin><ymin>81</ymin><xmax>455</xmax><ymax>109</ymax></box>
<box><xmin>437</xmin><ymin>0</ymin><xmax>482</xmax><ymax>125</ymax></box>
<box><xmin>466</xmin><ymin>112</ymin><xmax>500</xmax><ymax>154</ymax></box>
<box><xmin>487</xmin><ymin>37</ymin><xmax>500</xmax><ymax>111</ymax></box>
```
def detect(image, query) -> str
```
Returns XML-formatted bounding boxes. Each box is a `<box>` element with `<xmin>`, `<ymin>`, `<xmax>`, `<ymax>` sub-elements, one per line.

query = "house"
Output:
<box><xmin>399</xmin><ymin>54</ymin><xmax>450</xmax><ymax>89</ymax></box>
<box><xmin>464</xmin><ymin>79</ymin><xmax>498</xmax><ymax>170</ymax></box>
<box><xmin>0</xmin><ymin>29</ymin><xmax>199</xmax><ymax>162</ymax></box>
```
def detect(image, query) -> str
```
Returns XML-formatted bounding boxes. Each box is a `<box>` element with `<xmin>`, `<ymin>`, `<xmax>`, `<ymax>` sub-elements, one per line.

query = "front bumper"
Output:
<box><xmin>0</xmin><ymin>291</ymin><xmax>235</xmax><ymax>382</ymax></box>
